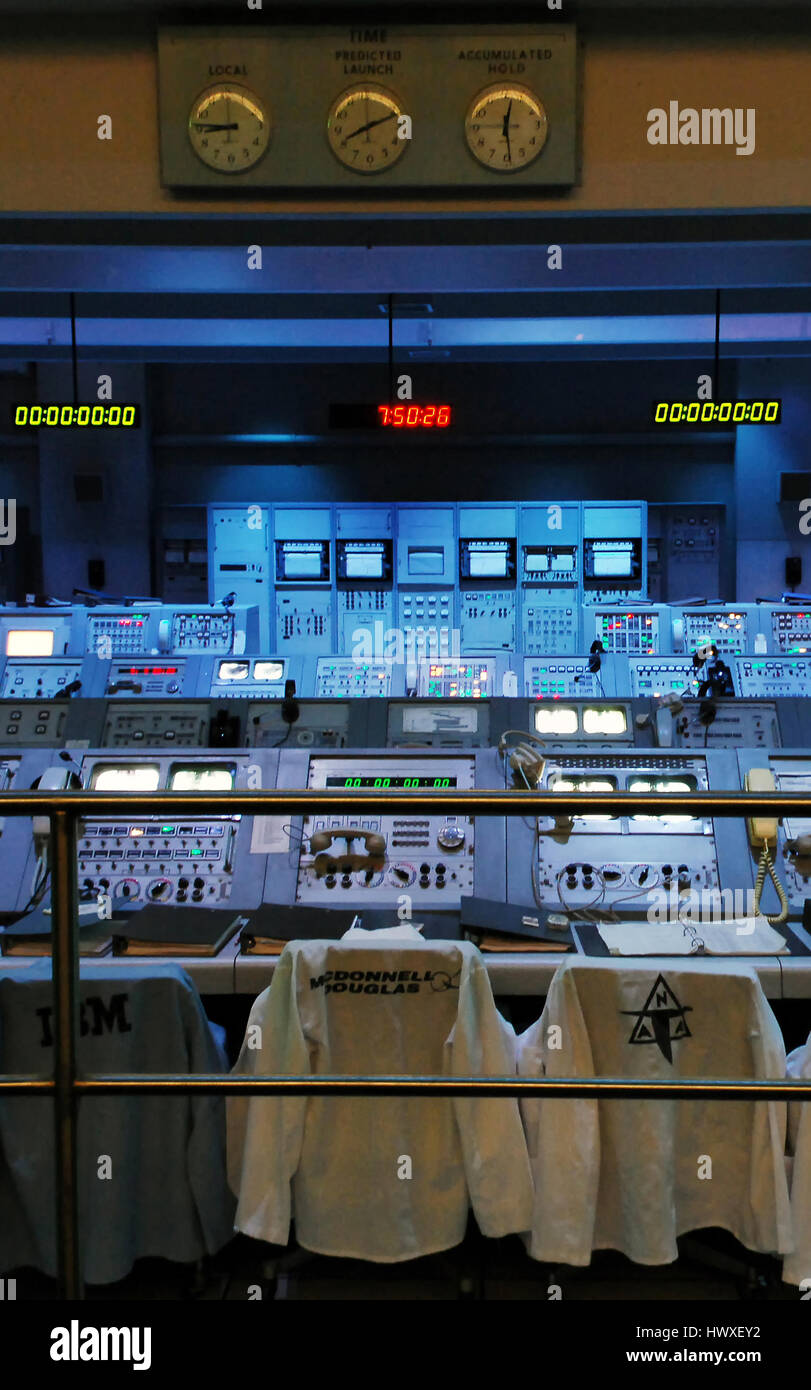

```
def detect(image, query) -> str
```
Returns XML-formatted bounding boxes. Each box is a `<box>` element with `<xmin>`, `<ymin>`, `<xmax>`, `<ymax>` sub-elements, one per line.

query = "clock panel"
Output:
<box><xmin>158</xmin><ymin>24</ymin><xmax>577</xmax><ymax>190</ymax></box>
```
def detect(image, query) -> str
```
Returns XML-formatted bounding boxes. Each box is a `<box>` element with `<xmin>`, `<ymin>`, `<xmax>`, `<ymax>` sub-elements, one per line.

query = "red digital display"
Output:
<box><xmin>127</xmin><ymin>666</ymin><xmax>178</xmax><ymax>675</ymax></box>
<box><xmin>377</xmin><ymin>404</ymin><xmax>451</xmax><ymax>428</ymax></box>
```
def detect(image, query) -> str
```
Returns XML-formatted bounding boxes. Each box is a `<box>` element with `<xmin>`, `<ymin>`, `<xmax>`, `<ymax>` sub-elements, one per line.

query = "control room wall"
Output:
<box><xmin>0</xmin><ymin>12</ymin><xmax>809</xmax><ymax>214</ymax></box>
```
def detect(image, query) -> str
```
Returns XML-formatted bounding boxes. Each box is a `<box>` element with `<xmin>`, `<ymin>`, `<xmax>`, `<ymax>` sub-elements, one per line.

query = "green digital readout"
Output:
<box><xmin>12</xmin><ymin>403</ymin><xmax>141</xmax><ymax>428</ymax></box>
<box><xmin>325</xmin><ymin>776</ymin><xmax>457</xmax><ymax>788</ymax></box>
<box><xmin>652</xmin><ymin>399</ymin><xmax>781</xmax><ymax>425</ymax></box>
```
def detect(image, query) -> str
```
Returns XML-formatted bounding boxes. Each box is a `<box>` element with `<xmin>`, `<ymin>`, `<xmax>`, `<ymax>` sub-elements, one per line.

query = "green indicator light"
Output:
<box><xmin>161</xmin><ymin>825</ymin><xmax>174</xmax><ymax>834</ymax></box>
<box><xmin>190</xmin><ymin>848</ymin><xmax>203</xmax><ymax>856</ymax></box>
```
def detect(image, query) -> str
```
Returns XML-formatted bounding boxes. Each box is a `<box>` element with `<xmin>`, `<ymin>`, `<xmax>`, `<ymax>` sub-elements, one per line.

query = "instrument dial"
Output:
<box><xmin>188</xmin><ymin>84</ymin><xmax>271</xmax><ymax>172</ymax></box>
<box><xmin>464</xmin><ymin>83</ymin><xmax>548</xmax><ymax>172</ymax></box>
<box><xmin>327</xmin><ymin>85</ymin><xmax>408</xmax><ymax>174</ymax></box>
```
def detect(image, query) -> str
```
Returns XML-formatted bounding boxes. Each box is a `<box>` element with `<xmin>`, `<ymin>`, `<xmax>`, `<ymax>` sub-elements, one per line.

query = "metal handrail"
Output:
<box><xmin>0</xmin><ymin>788</ymin><xmax>808</xmax><ymax>815</ymax></box>
<box><xmin>0</xmin><ymin>785</ymin><xmax>808</xmax><ymax>1300</ymax></box>
<box><xmin>3</xmin><ymin>1075</ymin><xmax>811</xmax><ymax>1100</ymax></box>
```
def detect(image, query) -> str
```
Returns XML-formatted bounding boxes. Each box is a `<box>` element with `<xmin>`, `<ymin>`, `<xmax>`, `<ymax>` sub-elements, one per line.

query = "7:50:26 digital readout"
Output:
<box><xmin>378</xmin><ymin>404</ymin><xmax>451</xmax><ymax>427</ymax></box>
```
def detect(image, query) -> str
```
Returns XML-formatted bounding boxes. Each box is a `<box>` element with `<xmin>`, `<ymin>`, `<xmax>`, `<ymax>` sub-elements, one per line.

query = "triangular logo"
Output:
<box><xmin>621</xmin><ymin>973</ymin><xmax>693</xmax><ymax>1064</ymax></box>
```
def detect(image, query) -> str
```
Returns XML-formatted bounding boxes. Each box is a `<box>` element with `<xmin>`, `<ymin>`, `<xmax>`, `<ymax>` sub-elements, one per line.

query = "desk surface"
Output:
<box><xmin>5</xmin><ymin>931</ymin><xmax>811</xmax><ymax>1000</ymax></box>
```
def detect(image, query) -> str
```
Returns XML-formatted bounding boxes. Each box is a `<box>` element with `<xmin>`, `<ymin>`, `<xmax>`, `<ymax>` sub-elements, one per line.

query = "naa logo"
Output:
<box><xmin>622</xmin><ymin>974</ymin><xmax>692</xmax><ymax>1063</ymax></box>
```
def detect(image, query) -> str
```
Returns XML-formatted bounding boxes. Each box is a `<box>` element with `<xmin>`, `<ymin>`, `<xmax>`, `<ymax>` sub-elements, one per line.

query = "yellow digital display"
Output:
<box><xmin>652</xmin><ymin>399</ymin><xmax>781</xmax><ymax>425</ymax></box>
<box><xmin>6</xmin><ymin>629</ymin><xmax>55</xmax><ymax>657</ymax></box>
<box><xmin>13</xmin><ymin>403</ymin><xmax>141</xmax><ymax>428</ymax></box>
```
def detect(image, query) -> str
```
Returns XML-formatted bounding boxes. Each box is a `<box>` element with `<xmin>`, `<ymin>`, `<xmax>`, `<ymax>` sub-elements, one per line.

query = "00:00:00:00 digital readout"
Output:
<box><xmin>653</xmin><ymin>399</ymin><xmax>781</xmax><ymax>424</ymax></box>
<box><xmin>13</xmin><ymin>404</ymin><xmax>139</xmax><ymax>427</ymax></box>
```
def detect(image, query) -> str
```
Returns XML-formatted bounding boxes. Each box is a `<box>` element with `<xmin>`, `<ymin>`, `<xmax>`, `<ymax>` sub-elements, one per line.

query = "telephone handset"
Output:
<box><xmin>745</xmin><ymin>767</ymin><xmax>778</xmax><ymax>848</ymax></box>
<box><xmin>671</xmin><ymin>614</ymin><xmax>685</xmax><ymax>652</ymax></box>
<box><xmin>157</xmin><ymin>618</ymin><xmax>171</xmax><ymax>653</ymax></box>
<box><xmin>744</xmin><ymin>767</ymin><xmax>788</xmax><ymax>925</ymax></box>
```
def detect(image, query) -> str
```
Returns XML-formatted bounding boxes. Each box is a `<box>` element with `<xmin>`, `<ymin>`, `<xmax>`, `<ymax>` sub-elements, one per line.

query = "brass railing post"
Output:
<box><xmin>50</xmin><ymin>808</ymin><xmax>82</xmax><ymax>1301</ymax></box>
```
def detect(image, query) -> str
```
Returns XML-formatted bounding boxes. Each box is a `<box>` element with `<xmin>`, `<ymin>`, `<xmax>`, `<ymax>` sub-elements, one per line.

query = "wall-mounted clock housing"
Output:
<box><xmin>188</xmin><ymin>84</ymin><xmax>272</xmax><ymax>172</ymax></box>
<box><xmin>158</xmin><ymin>25</ymin><xmax>577</xmax><ymax>190</ymax></box>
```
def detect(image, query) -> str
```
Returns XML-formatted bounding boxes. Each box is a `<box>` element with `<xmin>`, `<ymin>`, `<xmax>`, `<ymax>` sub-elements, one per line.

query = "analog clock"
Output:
<box><xmin>464</xmin><ymin>83</ymin><xmax>548</xmax><ymax>172</ymax></box>
<box><xmin>326</xmin><ymin>85</ymin><xmax>408</xmax><ymax>174</ymax></box>
<box><xmin>188</xmin><ymin>84</ymin><xmax>271</xmax><ymax>172</ymax></box>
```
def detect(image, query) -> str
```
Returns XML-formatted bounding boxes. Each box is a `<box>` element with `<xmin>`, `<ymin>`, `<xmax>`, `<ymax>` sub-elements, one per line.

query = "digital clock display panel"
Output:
<box><xmin>652</xmin><ymin>399</ymin><xmax>781</xmax><ymax>426</ymax></box>
<box><xmin>13</xmin><ymin>403</ymin><xmax>141</xmax><ymax>428</ymax></box>
<box><xmin>325</xmin><ymin>775</ymin><xmax>457</xmax><ymax>788</ymax></box>
<box><xmin>329</xmin><ymin>403</ymin><xmax>452</xmax><ymax>429</ymax></box>
<box><xmin>378</xmin><ymin>405</ymin><xmax>451</xmax><ymax>428</ymax></box>
<box><xmin>123</xmin><ymin>666</ymin><xmax>179</xmax><ymax>675</ymax></box>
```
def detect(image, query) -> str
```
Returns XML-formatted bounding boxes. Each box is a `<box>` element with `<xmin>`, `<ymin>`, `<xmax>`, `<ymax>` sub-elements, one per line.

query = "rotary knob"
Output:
<box><xmin>437</xmin><ymin>823</ymin><xmax>465</xmax><ymax>852</ymax></box>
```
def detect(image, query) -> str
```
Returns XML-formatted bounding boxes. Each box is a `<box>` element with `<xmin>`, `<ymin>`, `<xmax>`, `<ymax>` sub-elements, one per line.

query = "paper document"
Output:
<box><xmin>596</xmin><ymin>918</ymin><xmax>789</xmax><ymax>956</ymax></box>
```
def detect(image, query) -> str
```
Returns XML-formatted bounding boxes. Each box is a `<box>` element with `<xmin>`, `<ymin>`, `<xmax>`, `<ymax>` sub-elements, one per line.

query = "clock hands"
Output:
<box><xmin>502</xmin><ymin>100</ymin><xmax>513</xmax><ymax>162</ymax></box>
<box><xmin>192</xmin><ymin>122</ymin><xmax>239</xmax><ymax>131</ymax></box>
<box><xmin>343</xmin><ymin>110</ymin><xmax>397</xmax><ymax>142</ymax></box>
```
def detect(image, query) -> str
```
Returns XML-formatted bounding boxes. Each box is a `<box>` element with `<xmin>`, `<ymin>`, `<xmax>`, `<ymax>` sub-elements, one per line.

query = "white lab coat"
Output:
<box><xmin>517</xmin><ymin>957</ymin><xmax>793</xmax><ymax>1266</ymax></box>
<box><xmin>783</xmin><ymin>1033</ymin><xmax>811</xmax><ymax>1287</ymax></box>
<box><xmin>227</xmin><ymin>938</ymin><xmax>534</xmax><ymax>1262</ymax></box>
<box><xmin>0</xmin><ymin>962</ymin><xmax>235</xmax><ymax>1284</ymax></box>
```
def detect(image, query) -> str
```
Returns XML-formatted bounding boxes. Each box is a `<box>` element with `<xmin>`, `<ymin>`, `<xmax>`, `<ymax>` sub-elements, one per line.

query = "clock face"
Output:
<box><xmin>326</xmin><ymin>85</ymin><xmax>407</xmax><ymax>174</ymax></box>
<box><xmin>188</xmin><ymin>84</ymin><xmax>271</xmax><ymax>172</ymax></box>
<box><xmin>464</xmin><ymin>84</ymin><xmax>548</xmax><ymax>172</ymax></box>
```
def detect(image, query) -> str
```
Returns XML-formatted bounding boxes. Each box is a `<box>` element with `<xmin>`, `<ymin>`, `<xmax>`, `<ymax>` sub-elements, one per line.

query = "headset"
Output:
<box><xmin>309</xmin><ymin>828</ymin><xmax>388</xmax><ymax>878</ymax></box>
<box><xmin>497</xmin><ymin>729</ymin><xmax>547</xmax><ymax>791</ymax></box>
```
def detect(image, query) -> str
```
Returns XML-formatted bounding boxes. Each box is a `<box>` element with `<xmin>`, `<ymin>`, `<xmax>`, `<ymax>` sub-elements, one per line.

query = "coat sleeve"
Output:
<box><xmin>182</xmin><ymin>980</ymin><xmax>238</xmax><ymax>1256</ymax></box>
<box><xmin>786</xmin><ymin>1039</ymin><xmax>811</xmax><ymax>1154</ymax></box>
<box><xmin>783</xmin><ymin>1034</ymin><xmax>811</xmax><ymax>1286</ymax></box>
<box><xmin>517</xmin><ymin>965</ymin><xmax>601</xmax><ymax>1266</ymax></box>
<box><xmin>446</xmin><ymin>951</ymin><xmax>534</xmax><ymax>1238</ymax></box>
<box><xmin>226</xmin><ymin>950</ymin><xmax>311</xmax><ymax>1248</ymax></box>
<box><xmin>747</xmin><ymin>983</ymin><xmax>793</xmax><ymax>1258</ymax></box>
